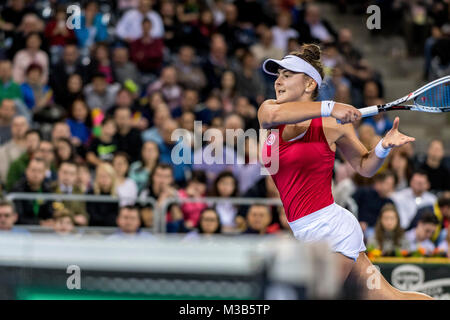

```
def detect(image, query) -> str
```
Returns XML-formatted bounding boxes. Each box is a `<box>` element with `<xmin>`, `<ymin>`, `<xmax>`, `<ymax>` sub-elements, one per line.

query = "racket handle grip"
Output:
<box><xmin>336</xmin><ymin>105</ymin><xmax>379</xmax><ymax>124</ymax></box>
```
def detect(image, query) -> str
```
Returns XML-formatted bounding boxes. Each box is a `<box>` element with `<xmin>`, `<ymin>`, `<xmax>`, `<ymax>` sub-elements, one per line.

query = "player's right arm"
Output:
<box><xmin>258</xmin><ymin>99</ymin><xmax>362</xmax><ymax>129</ymax></box>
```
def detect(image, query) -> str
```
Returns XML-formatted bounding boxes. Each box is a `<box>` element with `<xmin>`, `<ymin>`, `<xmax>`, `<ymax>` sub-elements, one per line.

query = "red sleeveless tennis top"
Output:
<box><xmin>262</xmin><ymin>117</ymin><xmax>335</xmax><ymax>222</ymax></box>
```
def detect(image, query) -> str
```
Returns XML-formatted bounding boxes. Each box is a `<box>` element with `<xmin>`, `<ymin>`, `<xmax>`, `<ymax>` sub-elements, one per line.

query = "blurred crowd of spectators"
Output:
<box><xmin>0</xmin><ymin>0</ymin><xmax>449</xmax><ymax>257</ymax></box>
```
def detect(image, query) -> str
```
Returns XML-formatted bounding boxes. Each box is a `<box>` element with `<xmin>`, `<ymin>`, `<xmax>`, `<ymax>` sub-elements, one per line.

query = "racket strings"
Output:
<box><xmin>415</xmin><ymin>82</ymin><xmax>450</xmax><ymax>109</ymax></box>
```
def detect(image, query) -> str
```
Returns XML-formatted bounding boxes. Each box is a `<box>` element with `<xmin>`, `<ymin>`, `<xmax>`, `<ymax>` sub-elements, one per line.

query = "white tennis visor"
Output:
<box><xmin>262</xmin><ymin>55</ymin><xmax>322</xmax><ymax>88</ymax></box>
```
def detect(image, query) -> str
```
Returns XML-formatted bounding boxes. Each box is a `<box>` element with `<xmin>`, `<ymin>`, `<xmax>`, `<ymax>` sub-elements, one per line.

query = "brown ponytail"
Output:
<box><xmin>289</xmin><ymin>43</ymin><xmax>324</xmax><ymax>100</ymax></box>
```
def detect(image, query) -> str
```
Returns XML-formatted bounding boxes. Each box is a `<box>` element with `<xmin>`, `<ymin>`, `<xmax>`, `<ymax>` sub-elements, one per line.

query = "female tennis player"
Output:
<box><xmin>259</xmin><ymin>44</ymin><xmax>432</xmax><ymax>299</ymax></box>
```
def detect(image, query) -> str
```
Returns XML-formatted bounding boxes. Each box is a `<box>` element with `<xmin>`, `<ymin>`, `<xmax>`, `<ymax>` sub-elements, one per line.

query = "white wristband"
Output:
<box><xmin>375</xmin><ymin>139</ymin><xmax>391</xmax><ymax>158</ymax></box>
<box><xmin>321</xmin><ymin>100</ymin><xmax>335</xmax><ymax>117</ymax></box>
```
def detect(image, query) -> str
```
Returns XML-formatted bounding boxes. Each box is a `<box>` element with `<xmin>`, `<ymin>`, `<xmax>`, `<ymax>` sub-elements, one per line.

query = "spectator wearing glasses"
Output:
<box><xmin>184</xmin><ymin>208</ymin><xmax>222</xmax><ymax>240</ymax></box>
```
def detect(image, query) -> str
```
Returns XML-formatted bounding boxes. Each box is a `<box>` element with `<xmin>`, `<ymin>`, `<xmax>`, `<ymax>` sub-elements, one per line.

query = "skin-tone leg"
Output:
<box><xmin>345</xmin><ymin>252</ymin><xmax>433</xmax><ymax>300</ymax></box>
<box><xmin>333</xmin><ymin>252</ymin><xmax>355</xmax><ymax>288</ymax></box>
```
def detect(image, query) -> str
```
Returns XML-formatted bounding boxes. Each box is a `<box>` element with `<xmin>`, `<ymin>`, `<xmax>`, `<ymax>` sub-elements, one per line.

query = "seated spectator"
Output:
<box><xmin>83</xmin><ymin>72</ymin><xmax>120</xmax><ymax>112</ymax></box>
<box><xmin>0</xmin><ymin>59</ymin><xmax>23</xmax><ymax>102</ymax></box>
<box><xmin>386</xmin><ymin>150</ymin><xmax>413</xmax><ymax>191</ymax></box>
<box><xmin>192</xmin><ymin>116</ymin><xmax>241</xmax><ymax>186</ymax></box>
<box><xmin>11</xmin><ymin>157</ymin><xmax>53</xmax><ymax>225</ymax></box>
<box><xmin>9</xmin><ymin>139</ymin><xmax>56</xmax><ymax>190</ymax></box>
<box><xmin>243</xmin><ymin>204</ymin><xmax>273</xmax><ymax>235</ymax></box>
<box><xmin>235</xmin><ymin>50</ymin><xmax>265</xmax><ymax>105</ymax></box>
<box><xmin>113</xmin><ymin>152</ymin><xmax>138</xmax><ymax>206</ymax></box>
<box><xmin>55</xmin><ymin>138</ymin><xmax>77</xmax><ymax>168</ymax></box>
<box><xmin>5</xmin><ymin>12</ymin><xmax>45</xmax><ymax>60</ymax></box>
<box><xmin>74</xmin><ymin>1</ymin><xmax>109</xmax><ymax>58</ymax></box>
<box><xmin>405</xmin><ymin>211</ymin><xmax>439</xmax><ymax>255</ymax></box>
<box><xmin>52</xmin><ymin>207</ymin><xmax>77</xmax><ymax>236</ymax></box>
<box><xmin>0</xmin><ymin>1</ymin><xmax>40</xmax><ymax>41</ymax></box>
<box><xmin>184</xmin><ymin>208</ymin><xmax>222</xmax><ymax>240</ymax></box>
<box><xmin>86</xmin><ymin>117</ymin><xmax>118</xmax><ymax>167</ymax></box>
<box><xmin>139</xmin><ymin>163</ymin><xmax>184</xmax><ymax>233</ymax></box>
<box><xmin>391</xmin><ymin>170</ymin><xmax>438</xmax><ymax>229</ymax></box>
<box><xmin>173</xmin><ymin>45</ymin><xmax>207</xmax><ymax>92</ymax></box>
<box><xmin>271</xmin><ymin>11</ymin><xmax>299</xmax><ymax>53</ymax></box>
<box><xmin>77</xmin><ymin>163</ymin><xmax>92</xmax><ymax>194</ymax></box>
<box><xmin>302</xmin><ymin>4</ymin><xmax>337</xmax><ymax>43</ymax></box>
<box><xmin>146</xmin><ymin>66</ymin><xmax>182</xmax><ymax>110</ymax></box>
<box><xmin>216</xmin><ymin>70</ymin><xmax>237</xmax><ymax>115</ymax></box>
<box><xmin>6</xmin><ymin>129</ymin><xmax>41</xmax><ymax>191</ymax></box>
<box><xmin>34</xmin><ymin>140</ymin><xmax>57</xmax><ymax>183</ymax></box>
<box><xmin>139</xmin><ymin>205</ymin><xmax>154</xmax><ymax>230</ymax></box>
<box><xmin>12</xmin><ymin>33</ymin><xmax>49</xmax><ymax>85</ymax></box>
<box><xmin>201</xmin><ymin>33</ymin><xmax>232</xmax><ymax>95</ymax></box>
<box><xmin>0</xmin><ymin>115</ymin><xmax>28</xmax><ymax>185</ymax></box>
<box><xmin>178</xmin><ymin>170</ymin><xmax>208</xmax><ymax>229</ymax></box>
<box><xmin>234</xmin><ymin>96</ymin><xmax>259</xmax><ymax>131</ymax></box>
<box><xmin>0</xmin><ymin>200</ymin><xmax>29</xmax><ymax>234</ymax></box>
<box><xmin>408</xmin><ymin>195</ymin><xmax>450</xmax><ymax>243</ymax></box>
<box><xmin>115</xmin><ymin>0</ymin><xmax>165</xmax><ymax>42</ymax></box>
<box><xmin>317</xmin><ymin>63</ymin><xmax>351</xmax><ymax>102</ymax></box>
<box><xmin>250</xmin><ymin>25</ymin><xmax>284</xmax><ymax>67</ymax></box>
<box><xmin>367</xmin><ymin>204</ymin><xmax>409</xmax><ymax>256</ymax></box>
<box><xmin>236</xmin><ymin>175</ymin><xmax>280</xmax><ymax>231</ymax></box>
<box><xmin>51</xmin><ymin>121</ymin><xmax>72</xmax><ymax>146</ymax></box>
<box><xmin>52</xmin><ymin>161</ymin><xmax>88</xmax><ymax>226</ymax></box>
<box><xmin>50</xmin><ymin>44</ymin><xmax>89</xmax><ymax>106</ymax></box>
<box><xmin>20</xmin><ymin>64</ymin><xmax>52</xmax><ymax>112</ymax></box>
<box><xmin>129</xmin><ymin>141</ymin><xmax>160</xmax><ymax>193</ymax></box>
<box><xmin>129</xmin><ymin>18</ymin><xmax>164</xmax><ymax>76</ymax></box>
<box><xmin>419</xmin><ymin>139</ymin><xmax>450</xmax><ymax>193</ymax></box>
<box><xmin>211</xmin><ymin>171</ymin><xmax>239</xmax><ymax>233</ymax></box>
<box><xmin>158</xmin><ymin>118</ymin><xmax>191</xmax><ymax>184</ymax></box>
<box><xmin>108</xmin><ymin>205</ymin><xmax>153</xmax><ymax>240</ymax></box>
<box><xmin>337</xmin><ymin>28</ymin><xmax>362</xmax><ymax>67</ymax></box>
<box><xmin>86</xmin><ymin>162</ymin><xmax>119</xmax><ymax>226</ymax></box>
<box><xmin>141</xmin><ymin>104</ymin><xmax>170</xmax><ymax>144</ymax></box>
<box><xmin>114</xmin><ymin>107</ymin><xmax>143</xmax><ymax>163</ymax></box>
<box><xmin>171</xmin><ymin>88</ymin><xmax>200</xmax><ymax>119</ymax></box>
<box><xmin>194</xmin><ymin>92</ymin><xmax>224</xmax><ymax>125</ymax></box>
<box><xmin>352</xmin><ymin>171</ymin><xmax>396</xmax><ymax>238</ymax></box>
<box><xmin>66</xmin><ymin>99</ymin><xmax>92</xmax><ymax>147</ymax></box>
<box><xmin>178</xmin><ymin>111</ymin><xmax>195</xmax><ymax>148</ymax></box>
<box><xmin>233</xmin><ymin>136</ymin><xmax>261</xmax><ymax>195</ymax></box>
<box><xmin>112</xmin><ymin>45</ymin><xmax>140</xmax><ymax>92</ymax></box>
<box><xmin>44</xmin><ymin>5</ymin><xmax>76</xmax><ymax>65</ymax></box>
<box><xmin>429</xmin><ymin>23</ymin><xmax>450</xmax><ymax>80</ymax></box>
<box><xmin>0</xmin><ymin>99</ymin><xmax>17</xmax><ymax>145</ymax></box>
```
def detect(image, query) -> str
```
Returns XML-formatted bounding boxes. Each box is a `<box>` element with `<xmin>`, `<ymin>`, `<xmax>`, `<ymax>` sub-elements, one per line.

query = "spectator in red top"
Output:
<box><xmin>130</xmin><ymin>18</ymin><xmax>164</xmax><ymax>75</ymax></box>
<box><xmin>178</xmin><ymin>170</ymin><xmax>208</xmax><ymax>228</ymax></box>
<box><xmin>44</xmin><ymin>5</ymin><xmax>76</xmax><ymax>65</ymax></box>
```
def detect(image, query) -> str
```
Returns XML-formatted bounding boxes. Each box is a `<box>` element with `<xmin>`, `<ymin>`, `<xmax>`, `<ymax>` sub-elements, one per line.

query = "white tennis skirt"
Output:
<box><xmin>288</xmin><ymin>202</ymin><xmax>366</xmax><ymax>261</ymax></box>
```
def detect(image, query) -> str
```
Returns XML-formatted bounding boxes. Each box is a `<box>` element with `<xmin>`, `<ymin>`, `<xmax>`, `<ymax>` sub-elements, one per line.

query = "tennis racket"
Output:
<box><xmin>338</xmin><ymin>75</ymin><xmax>450</xmax><ymax>123</ymax></box>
